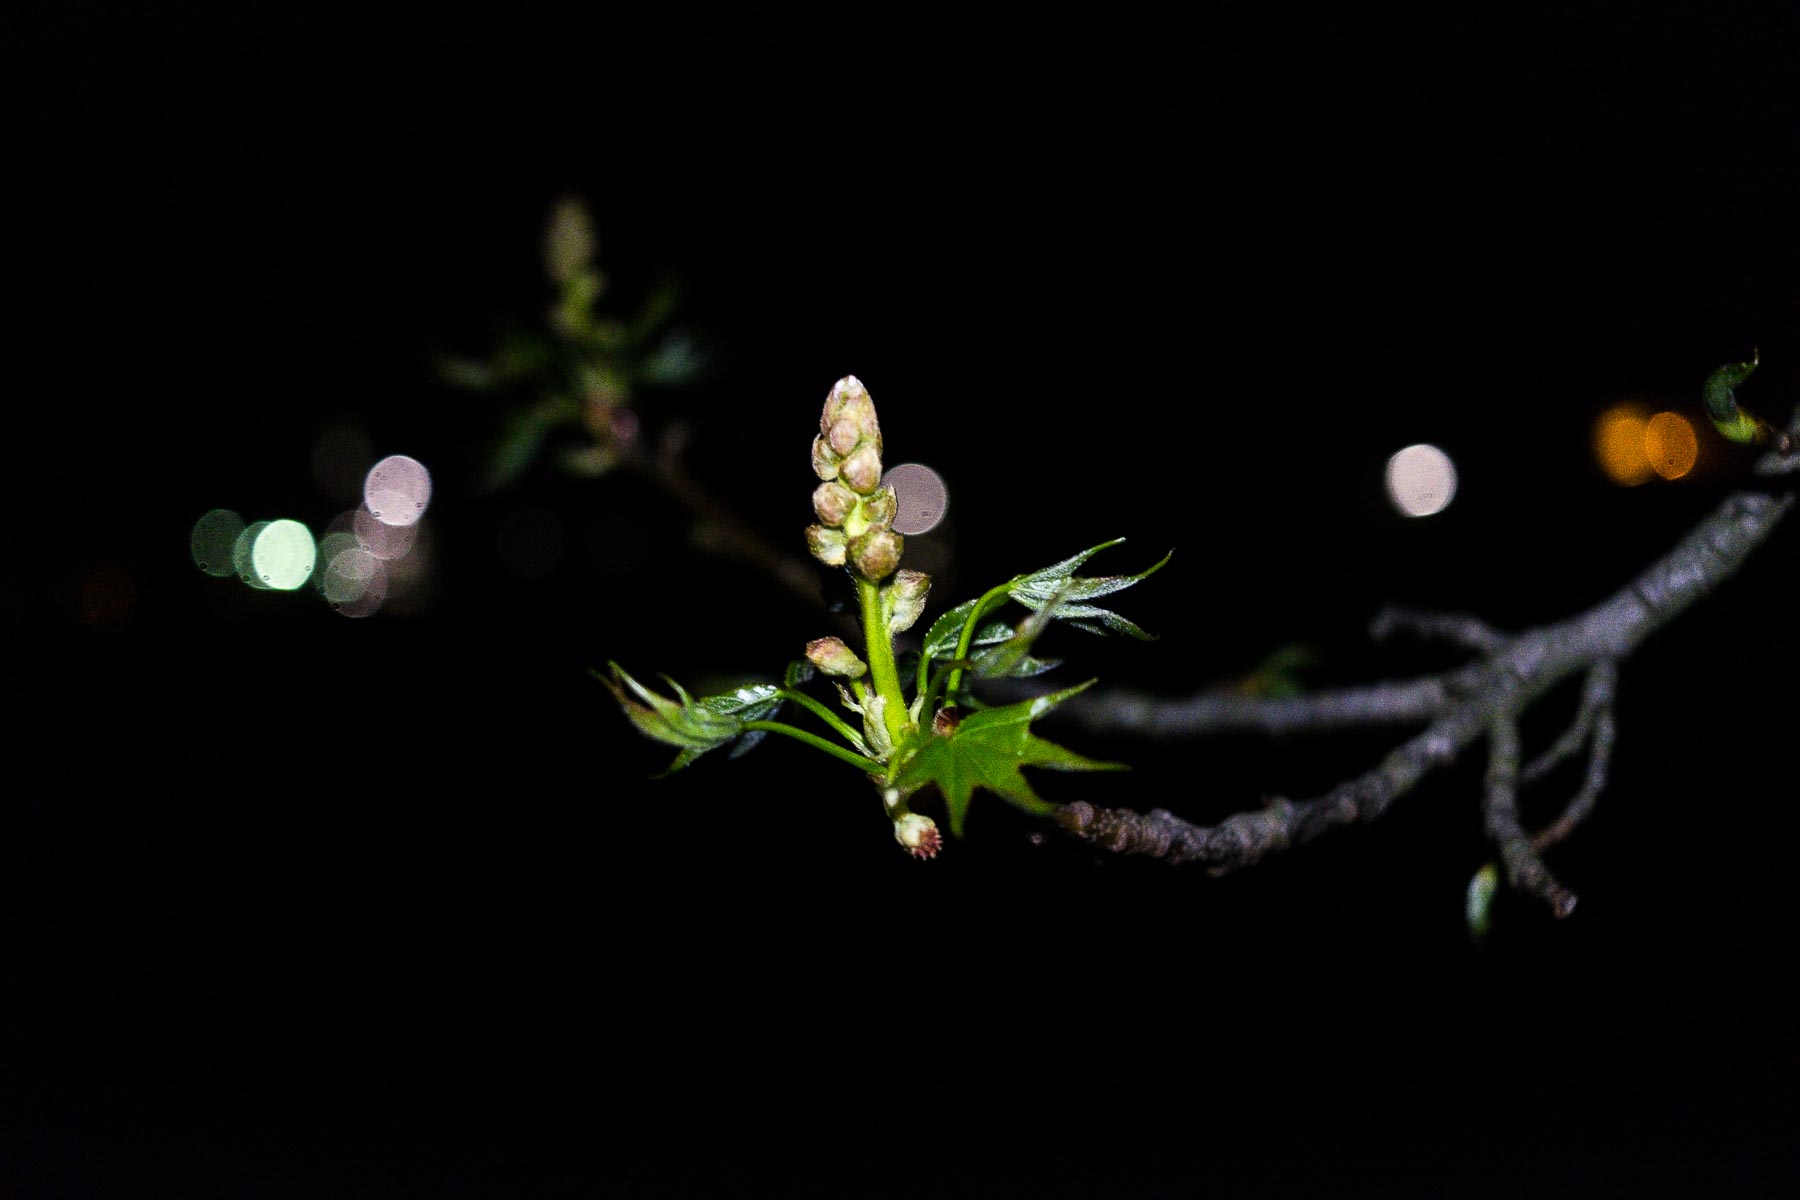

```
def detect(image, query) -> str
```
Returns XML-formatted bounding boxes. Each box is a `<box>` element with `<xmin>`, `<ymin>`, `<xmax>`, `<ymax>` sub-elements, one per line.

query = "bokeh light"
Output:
<box><xmin>315</xmin><ymin>530</ymin><xmax>361</xmax><ymax>574</ymax></box>
<box><xmin>195</xmin><ymin>449</ymin><xmax>436</xmax><ymax>616</ymax></box>
<box><xmin>190</xmin><ymin>508</ymin><xmax>244</xmax><ymax>577</ymax></box>
<box><xmin>1643</xmin><ymin>411</ymin><xmax>1698</xmax><ymax>480</ymax></box>
<box><xmin>363</xmin><ymin>455</ymin><xmax>432</xmax><ymax>527</ymax></box>
<box><xmin>882</xmin><ymin>462</ymin><xmax>950</xmax><ymax>535</ymax></box>
<box><xmin>233</xmin><ymin>520</ymin><xmax>272</xmax><ymax>589</ymax></box>
<box><xmin>353</xmin><ymin>506</ymin><xmax>419</xmax><ymax>560</ymax></box>
<box><xmin>1594</xmin><ymin>404</ymin><xmax>1699</xmax><ymax>486</ymax></box>
<box><xmin>197</xmin><ymin>452</ymin><xmax>433</xmax><ymax>616</ymax></box>
<box><xmin>313</xmin><ymin>495</ymin><xmax>434</xmax><ymax>618</ymax></box>
<box><xmin>332</xmin><ymin>558</ymin><xmax>388</xmax><ymax>618</ymax></box>
<box><xmin>1594</xmin><ymin>405</ymin><xmax>1653</xmax><ymax>486</ymax></box>
<box><xmin>251</xmin><ymin>519</ymin><xmax>317</xmax><ymax>590</ymax></box>
<box><xmin>1383</xmin><ymin>444</ymin><xmax>1458</xmax><ymax>517</ymax></box>
<box><xmin>320</xmin><ymin>510</ymin><xmax>390</xmax><ymax>616</ymax></box>
<box><xmin>318</xmin><ymin>541</ymin><xmax>376</xmax><ymax>599</ymax></box>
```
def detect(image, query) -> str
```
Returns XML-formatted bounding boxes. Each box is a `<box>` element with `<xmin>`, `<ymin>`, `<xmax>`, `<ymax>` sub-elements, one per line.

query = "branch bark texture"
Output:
<box><xmin>1056</xmin><ymin>430</ymin><xmax>1797</xmax><ymax>915</ymax></box>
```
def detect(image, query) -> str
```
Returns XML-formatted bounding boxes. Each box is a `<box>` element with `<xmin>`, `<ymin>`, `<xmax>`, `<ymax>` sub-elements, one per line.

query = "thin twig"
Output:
<box><xmin>1521</xmin><ymin>662</ymin><xmax>1616</xmax><ymax>784</ymax></box>
<box><xmin>1482</xmin><ymin>717</ymin><xmax>1578</xmax><ymax>917</ymax></box>
<box><xmin>1532</xmin><ymin>696</ymin><xmax>1617</xmax><ymax>853</ymax></box>
<box><xmin>617</xmin><ymin>427</ymin><xmax>827</xmax><ymax>611</ymax></box>
<box><xmin>1371</xmin><ymin>606</ymin><xmax>1507</xmax><ymax>653</ymax></box>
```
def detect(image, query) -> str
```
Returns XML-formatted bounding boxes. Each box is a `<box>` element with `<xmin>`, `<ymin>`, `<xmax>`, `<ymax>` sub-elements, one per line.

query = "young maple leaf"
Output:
<box><xmin>890</xmin><ymin>681</ymin><xmax>1124</xmax><ymax>836</ymax></box>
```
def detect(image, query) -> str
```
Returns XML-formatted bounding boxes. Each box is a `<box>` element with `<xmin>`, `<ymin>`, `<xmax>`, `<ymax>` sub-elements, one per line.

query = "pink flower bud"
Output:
<box><xmin>805</xmin><ymin>636</ymin><xmax>867</xmax><ymax>679</ymax></box>
<box><xmin>820</xmin><ymin>375</ymin><xmax>870</xmax><ymax>432</ymax></box>
<box><xmin>862</xmin><ymin>484</ymin><xmax>897</xmax><ymax>531</ymax></box>
<box><xmin>826</xmin><ymin>414</ymin><xmax>862</xmax><ymax>457</ymax></box>
<box><xmin>886</xmin><ymin>569</ymin><xmax>931</xmax><ymax>633</ymax></box>
<box><xmin>839</xmin><ymin>443</ymin><xmax>883</xmax><ymax>494</ymax></box>
<box><xmin>821</xmin><ymin>377</ymin><xmax>881</xmax><ymax>456</ymax></box>
<box><xmin>806</xmin><ymin>525</ymin><xmax>847</xmax><ymax>567</ymax></box>
<box><xmin>849</xmin><ymin>529</ymin><xmax>902</xmax><ymax>580</ymax></box>
<box><xmin>812</xmin><ymin>481</ymin><xmax>857</xmax><ymax>527</ymax></box>
<box><xmin>824</xmin><ymin>377</ymin><xmax>864</xmax><ymax>433</ymax></box>
<box><xmin>812</xmin><ymin>435</ymin><xmax>839</xmax><ymax>482</ymax></box>
<box><xmin>893</xmin><ymin>812</ymin><xmax>942</xmax><ymax>860</ymax></box>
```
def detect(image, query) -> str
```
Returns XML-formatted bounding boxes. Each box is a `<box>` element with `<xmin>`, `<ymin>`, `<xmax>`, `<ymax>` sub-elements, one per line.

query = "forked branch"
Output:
<box><xmin>1056</xmin><ymin>424</ymin><xmax>1798</xmax><ymax>916</ymax></box>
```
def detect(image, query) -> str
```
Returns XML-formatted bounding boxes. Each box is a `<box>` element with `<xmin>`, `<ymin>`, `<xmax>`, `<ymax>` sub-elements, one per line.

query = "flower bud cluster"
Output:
<box><xmin>806</xmin><ymin>376</ymin><xmax>903</xmax><ymax>580</ymax></box>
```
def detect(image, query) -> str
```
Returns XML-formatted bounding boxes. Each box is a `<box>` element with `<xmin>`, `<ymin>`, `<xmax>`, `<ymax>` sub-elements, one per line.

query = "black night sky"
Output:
<box><xmin>7</xmin><ymin>4</ymin><xmax>1800</xmax><ymax>1196</ymax></box>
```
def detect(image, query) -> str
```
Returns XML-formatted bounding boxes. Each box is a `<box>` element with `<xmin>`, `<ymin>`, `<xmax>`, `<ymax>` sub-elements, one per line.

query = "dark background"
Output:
<box><xmin>5</xmin><ymin>3</ymin><xmax>1798</xmax><ymax>1195</ymax></box>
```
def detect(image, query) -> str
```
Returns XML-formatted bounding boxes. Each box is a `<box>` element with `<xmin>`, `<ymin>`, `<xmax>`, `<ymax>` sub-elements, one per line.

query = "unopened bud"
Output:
<box><xmin>861</xmin><ymin>694</ymin><xmax>896</xmax><ymax>758</ymax></box>
<box><xmin>826</xmin><ymin>414</ymin><xmax>862</xmax><ymax>457</ymax></box>
<box><xmin>543</xmin><ymin>196</ymin><xmax>596</xmax><ymax>285</ymax></box>
<box><xmin>807</xmin><ymin>525</ymin><xmax>848</xmax><ymax>567</ymax></box>
<box><xmin>806</xmin><ymin>636</ymin><xmax>867</xmax><ymax>679</ymax></box>
<box><xmin>821</xmin><ymin>377</ymin><xmax>882</xmax><ymax>457</ymax></box>
<box><xmin>821</xmin><ymin>376</ymin><xmax>870</xmax><ymax>431</ymax></box>
<box><xmin>886</xmin><ymin>569</ymin><xmax>931</xmax><ymax>633</ymax></box>
<box><xmin>893</xmin><ymin>812</ymin><xmax>942</xmax><ymax>860</ymax></box>
<box><xmin>840</xmin><ymin>443</ymin><xmax>883</xmax><ymax>494</ymax></box>
<box><xmin>812</xmin><ymin>435</ymin><xmax>840</xmax><ymax>482</ymax></box>
<box><xmin>862</xmin><ymin>484</ymin><xmax>897</xmax><ymax>531</ymax></box>
<box><xmin>812</xmin><ymin>481</ymin><xmax>857</xmax><ymax>527</ymax></box>
<box><xmin>850</xmin><ymin>529</ymin><xmax>903</xmax><ymax>580</ymax></box>
<box><xmin>848</xmin><ymin>404</ymin><xmax>882</xmax><ymax>454</ymax></box>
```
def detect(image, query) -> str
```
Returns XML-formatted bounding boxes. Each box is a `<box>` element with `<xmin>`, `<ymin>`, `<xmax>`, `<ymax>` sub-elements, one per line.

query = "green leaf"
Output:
<box><xmin>701</xmin><ymin>681</ymin><xmax>785</xmax><ymax>759</ymax></box>
<box><xmin>630</xmin><ymin>279</ymin><xmax>684</xmax><ymax>344</ymax></box>
<box><xmin>921</xmin><ymin>599</ymin><xmax>976</xmax><ymax>662</ymax></box>
<box><xmin>921</xmin><ymin>597</ymin><xmax>1012</xmax><ymax>663</ymax></box>
<box><xmin>891</xmin><ymin>681</ymin><xmax>1124</xmax><ymax>836</ymax></box>
<box><xmin>972</xmin><ymin>588</ymin><xmax>1063</xmax><ymax>679</ymax></box>
<box><xmin>600</xmin><ymin>663</ymin><xmax>781</xmax><ymax>775</ymax></box>
<box><xmin>1035</xmin><ymin>603</ymin><xmax>1156</xmax><ymax>641</ymax></box>
<box><xmin>1006</xmin><ymin>539</ymin><xmax>1171</xmax><ymax>640</ymax></box>
<box><xmin>637</xmin><ymin>330</ymin><xmax>708</xmax><ymax>387</ymax></box>
<box><xmin>435</xmin><ymin>332</ymin><xmax>557</xmax><ymax>392</ymax></box>
<box><xmin>435</xmin><ymin>356</ymin><xmax>504</xmax><ymax>391</ymax></box>
<box><xmin>1466</xmin><ymin>862</ymin><xmax>1500</xmax><ymax>944</ymax></box>
<box><xmin>482</xmin><ymin>399</ymin><xmax>570</xmax><ymax>490</ymax></box>
<box><xmin>970</xmin><ymin>643</ymin><xmax>1062</xmax><ymax>679</ymax></box>
<box><xmin>1702</xmin><ymin>352</ymin><xmax>1765</xmax><ymax>445</ymax></box>
<box><xmin>916</xmin><ymin>540</ymin><xmax>1168</xmax><ymax>707</ymax></box>
<box><xmin>496</xmin><ymin>330</ymin><xmax>556</xmax><ymax>378</ymax></box>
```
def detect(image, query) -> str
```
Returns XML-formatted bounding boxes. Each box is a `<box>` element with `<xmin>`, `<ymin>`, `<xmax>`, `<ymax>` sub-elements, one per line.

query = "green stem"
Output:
<box><xmin>945</xmin><ymin>582</ymin><xmax>1013</xmax><ymax>703</ymax></box>
<box><xmin>918</xmin><ymin>659</ymin><xmax>965</xmax><ymax>719</ymax></box>
<box><xmin>775</xmin><ymin>688</ymin><xmax>869</xmax><ymax>753</ymax></box>
<box><xmin>743</xmin><ymin>721</ymin><xmax>884</xmax><ymax>773</ymax></box>
<box><xmin>857</xmin><ymin>577</ymin><xmax>912</xmax><ymax>745</ymax></box>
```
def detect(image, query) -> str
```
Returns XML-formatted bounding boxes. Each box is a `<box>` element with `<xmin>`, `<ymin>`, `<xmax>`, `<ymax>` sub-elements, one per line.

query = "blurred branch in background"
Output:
<box><xmin>438</xmin><ymin>196</ymin><xmax>823</xmax><ymax>608</ymax></box>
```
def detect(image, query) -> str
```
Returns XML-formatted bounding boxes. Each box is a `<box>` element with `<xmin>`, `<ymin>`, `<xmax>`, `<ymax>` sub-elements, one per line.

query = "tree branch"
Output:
<box><xmin>1056</xmin><ymin>423</ymin><xmax>1798</xmax><ymax>914</ymax></box>
<box><xmin>618</xmin><ymin>423</ymin><xmax>827</xmax><ymax>611</ymax></box>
